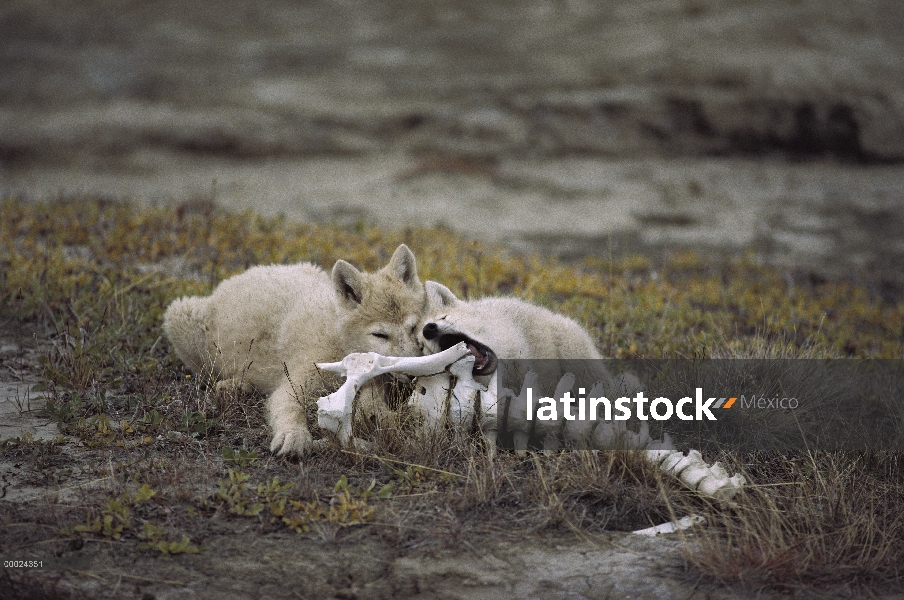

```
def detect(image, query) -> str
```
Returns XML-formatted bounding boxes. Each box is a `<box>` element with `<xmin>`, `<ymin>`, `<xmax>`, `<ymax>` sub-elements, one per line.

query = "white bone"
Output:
<box><xmin>507</xmin><ymin>370</ymin><xmax>539</xmax><ymax>456</ymax></box>
<box><xmin>538</xmin><ymin>372</ymin><xmax>575</xmax><ymax>453</ymax></box>
<box><xmin>447</xmin><ymin>356</ymin><xmax>483</xmax><ymax>441</ymax></box>
<box><xmin>665</xmin><ymin>452</ymin><xmax>697</xmax><ymax>475</ymax></box>
<box><xmin>612</xmin><ymin>371</ymin><xmax>644</xmax><ymax>397</ymax></box>
<box><xmin>648</xmin><ymin>433</ymin><xmax>675</xmax><ymax>451</ymax></box>
<box><xmin>561</xmin><ymin>380</ymin><xmax>605</xmax><ymax>449</ymax></box>
<box><xmin>660</xmin><ymin>451</ymin><xmax>688</xmax><ymax>474</ymax></box>
<box><xmin>678</xmin><ymin>465</ymin><xmax>712</xmax><ymax>488</ymax></box>
<box><xmin>590</xmin><ymin>420</ymin><xmax>616</xmax><ymax>450</ymax></box>
<box><xmin>316</xmin><ymin>343</ymin><xmax>470</xmax><ymax>446</ymax></box>
<box><xmin>633</xmin><ymin>514</ymin><xmax>705</xmax><ymax>536</ymax></box>
<box><xmin>697</xmin><ymin>471</ymin><xmax>746</xmax><ymax>502</ymax></box>
<box><xmin>645</xmin><ymin>449</ymin><xmax>674</xmax><ymax>465</ymax></box>
<box><xmin>477</xmin><ymin>371</ymin><xmax>505</xmax><ymax>457</ymax></box>
<box><xmin>644</xmin><ymin>449</ymin><xmax>746</xmax><ymax>503</ymax></box>
<box><xmin>409</xmin><ymin>372</ymin><xmax>453</xmax><ymax>435</ymax></box>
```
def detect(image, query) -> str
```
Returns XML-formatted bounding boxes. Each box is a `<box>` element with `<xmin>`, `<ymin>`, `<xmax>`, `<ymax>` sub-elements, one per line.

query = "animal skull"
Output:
<box><xmin>316</xmin><ymin>342</ymin><xmax>472</xmax><ymax>447</ymax></box>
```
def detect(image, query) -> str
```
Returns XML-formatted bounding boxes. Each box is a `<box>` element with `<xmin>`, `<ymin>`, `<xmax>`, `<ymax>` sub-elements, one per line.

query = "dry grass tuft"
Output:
<box><xmin>681</xmin><ymin>451</ymin><xmax>904</xmax><ymax>589</ymax></box>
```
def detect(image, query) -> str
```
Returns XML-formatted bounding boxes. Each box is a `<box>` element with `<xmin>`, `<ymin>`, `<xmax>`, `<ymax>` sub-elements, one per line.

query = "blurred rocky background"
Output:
<box><xmin>2</xmin><ymin>0</ymin><xmax>903</xmax><ymax>293</ymax></box>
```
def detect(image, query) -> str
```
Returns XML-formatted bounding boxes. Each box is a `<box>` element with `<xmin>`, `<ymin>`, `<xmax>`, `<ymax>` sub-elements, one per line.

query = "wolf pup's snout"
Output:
<box><xmin>422</xmin><ymin>322</ymin><xmax>439</xmax><ymax>340</ymax></box>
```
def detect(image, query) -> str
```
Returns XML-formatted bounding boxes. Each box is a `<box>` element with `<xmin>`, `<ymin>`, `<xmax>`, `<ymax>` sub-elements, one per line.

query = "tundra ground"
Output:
<box><xmin>1</xmin><ymin>199</ymin><xmax>902</xmax><ymax>599</ymax></box>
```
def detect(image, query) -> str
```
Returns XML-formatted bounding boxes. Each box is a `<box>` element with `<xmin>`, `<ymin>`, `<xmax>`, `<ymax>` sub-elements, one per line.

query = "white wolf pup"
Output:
<box><xmin>419</xmin><ymin>280</ymin><xmax>603</xmax><ymax>372</ymax></box>
<box><xmin>418</xmin><ymin>281</ymin><xmax>623</xmax><ymax>451</ymax></box>
<box><xmin>163</xmin><ymin>245</ymin><xmax>426</xmax><ymax>456</ymax></box>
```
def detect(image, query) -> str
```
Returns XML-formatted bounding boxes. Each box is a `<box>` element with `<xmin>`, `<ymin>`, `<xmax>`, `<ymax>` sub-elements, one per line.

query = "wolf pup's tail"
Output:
<box><xmin>163</xmin><ymin>296</ymin><xmax>212</xmax><ymax>376</ymax></box>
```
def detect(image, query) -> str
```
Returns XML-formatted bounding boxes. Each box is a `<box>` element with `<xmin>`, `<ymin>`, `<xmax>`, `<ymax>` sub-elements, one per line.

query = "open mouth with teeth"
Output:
<box><xmin>435</xmin><ymin>333</ymin><xmax>498</xmax><ymax>376</ymax></box>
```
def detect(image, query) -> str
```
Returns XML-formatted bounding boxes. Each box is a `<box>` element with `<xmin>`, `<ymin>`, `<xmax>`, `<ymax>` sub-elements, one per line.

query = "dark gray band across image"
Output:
<box><xmin>493</xmin><ymin>360</ymin><xmax>904</xmax><ymax>452</ymax></box>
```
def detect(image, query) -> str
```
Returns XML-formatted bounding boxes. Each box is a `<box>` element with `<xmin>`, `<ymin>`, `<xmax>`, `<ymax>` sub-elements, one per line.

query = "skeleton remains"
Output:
<box><xmin>316</xmin><ymin>344</ymin><xmax>746</xmax><ymax>534</ymax></box>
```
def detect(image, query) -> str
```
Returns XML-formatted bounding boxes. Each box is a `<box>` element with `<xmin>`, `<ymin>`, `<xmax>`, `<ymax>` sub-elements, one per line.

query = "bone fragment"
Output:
<box><xmin>645</xmin><ymin>448</ymin><xmax>746</xmax><ymax>503</ymax></box>
<box><xmin>506</xmin><ymin>370</ymin><xmax>539</xmax><ymax>456</ymax></box>
<box><xmin>632</xmin><ymin>514</ymin><xmax>706</xmax><ymax>536</ymax></box>
<box><xmin>561</xmin><ymin>380</ymin><xmax>605</xmax><ymax>449</ymax></box>
<box><xmin>447</xmin><ymin>356</ymin><xmax>483</xmax><ymax>441</ymax></box>
<box><xmin>539</xmin><ymin>372</ymin><xmax>575</xmax><ymax>453</ymax></box>
<box><xmin>477</xmin><ymin>371</ymin><xmax>504</xmax><ymax>457</ymax></box>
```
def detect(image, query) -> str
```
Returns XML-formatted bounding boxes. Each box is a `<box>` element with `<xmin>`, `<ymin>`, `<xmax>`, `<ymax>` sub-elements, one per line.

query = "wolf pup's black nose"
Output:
<box><xmin>422</xmin><ymin>322</ymin><xmax>439</xmax><ymax>340</ymax></box>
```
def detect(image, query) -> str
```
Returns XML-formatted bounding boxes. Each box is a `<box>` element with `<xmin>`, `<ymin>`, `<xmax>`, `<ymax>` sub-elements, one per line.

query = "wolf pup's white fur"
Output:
<box><xmin>419</xmin><ymin>281</ymin><xmax>602</xmax><ymax>372</ymax></box>
<box><xmin>418</xmin><ymin>281</ymin><xmax>611</xmax><ymax>451</ymax></box>
<box><xmin>163</xmin><ymin>245</ymin><xmax>426</xmax><ymax>456</ymax></box>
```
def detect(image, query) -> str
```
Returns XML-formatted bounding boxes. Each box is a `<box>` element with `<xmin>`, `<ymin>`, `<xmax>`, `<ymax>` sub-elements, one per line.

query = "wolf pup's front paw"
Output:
<box><xmin>214</xmin><ymin>378</ymin><xmax>254</xmax><ymax>398</ymax></box>
<box><xmin>270</xmin><ymin>426</ymin><xmax>314</xmax><ymax>456</ymax></box>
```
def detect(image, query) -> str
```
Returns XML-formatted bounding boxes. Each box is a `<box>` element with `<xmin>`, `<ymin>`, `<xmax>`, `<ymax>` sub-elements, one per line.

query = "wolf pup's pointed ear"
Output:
<box><xmin>387</xmin><ymin>244</ymin><xmax>420</xmax><ymax>290</ymax></box>
<box><xmin>425</xmin><ymin>281</ymin><xmax>458</xmax><ymax>308</ymax></box>
<box><xmin>332</xmin><ymin>260</ymin><xmax>366</xmax><ymax>309</ymax></box>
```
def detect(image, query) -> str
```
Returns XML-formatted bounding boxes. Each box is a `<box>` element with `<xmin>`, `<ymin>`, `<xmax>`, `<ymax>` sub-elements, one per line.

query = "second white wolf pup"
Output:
<box><xmin>163</xmin><ymin>245</ymin><xmax>427</xmax><ymax>456</ymax></box>
<box><xmin>419</xmin><ymin>281</ymin><xmax>603</xmax><ymax>375</ymax></box>
<box><xmin>418</xmin><ymin>281</ymin><xmax>615</xmax><ymax>450</ymax></box>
